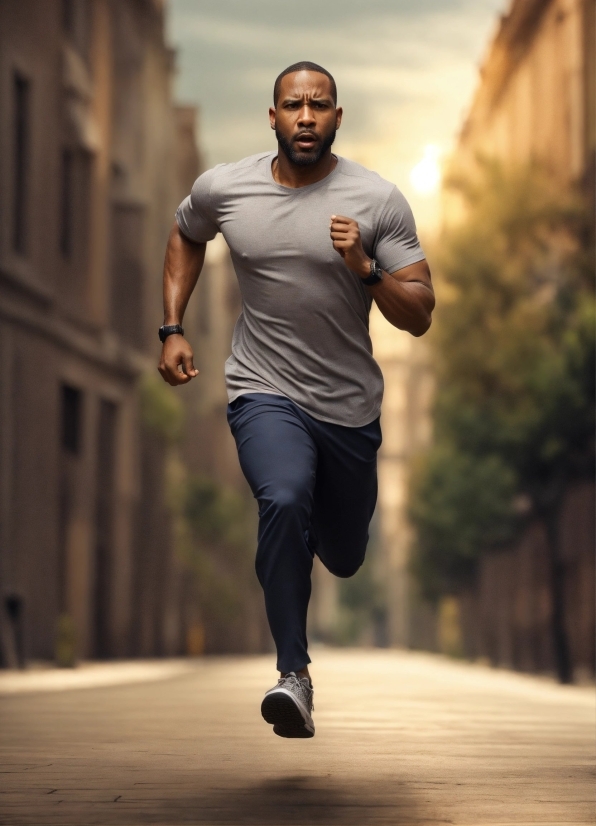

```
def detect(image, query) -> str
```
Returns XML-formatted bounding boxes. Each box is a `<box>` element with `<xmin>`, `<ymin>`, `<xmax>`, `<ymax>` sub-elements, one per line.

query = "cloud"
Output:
<box><xmin>168</xmin><ymin>0</ymin><xmax>506</xmax><ymax>230</ymax></box>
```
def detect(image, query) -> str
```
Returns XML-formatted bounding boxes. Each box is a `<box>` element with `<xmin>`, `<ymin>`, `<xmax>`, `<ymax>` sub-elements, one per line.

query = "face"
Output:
<box><xmin>269</xmin><ymin>70</ymin><xmax>342</xmax><ymax>166</ymax></box>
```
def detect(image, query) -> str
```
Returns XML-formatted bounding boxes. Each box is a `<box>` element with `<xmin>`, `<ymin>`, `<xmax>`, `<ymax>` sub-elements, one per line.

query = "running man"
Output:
<box><xmin>158</xmin><ymin>61</ymin><xmax>434</xmax><ymax>738</ymax></box>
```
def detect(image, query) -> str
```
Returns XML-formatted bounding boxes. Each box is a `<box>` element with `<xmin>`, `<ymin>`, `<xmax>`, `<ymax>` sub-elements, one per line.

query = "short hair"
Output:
<box><xmin>273</xmin><ymin>61</ymin><xmax>337</xmax><ymax>106</ymax></box>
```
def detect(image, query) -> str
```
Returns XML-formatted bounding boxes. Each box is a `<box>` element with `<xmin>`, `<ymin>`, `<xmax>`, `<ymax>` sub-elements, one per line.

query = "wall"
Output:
<box><xmin>434</xmin><ymin>0</ymin><xmax>595</xmax><ymax>679</ymax></box>
<box><xmin>459</xmin><ymin>483</ymin><xmax>595</xmax><ymax>681</ymax></box>
<box><xmin>0</xmin><ymin>0</ymin><xmax>200</xmax><ymax>665</ymax></box>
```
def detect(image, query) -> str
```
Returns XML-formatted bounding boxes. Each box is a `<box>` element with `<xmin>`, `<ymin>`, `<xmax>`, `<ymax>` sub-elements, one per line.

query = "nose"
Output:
<box><xmin>297</xmin><ymin>104</ymin><xmax>316</xmax><ymax>127</ymax></box>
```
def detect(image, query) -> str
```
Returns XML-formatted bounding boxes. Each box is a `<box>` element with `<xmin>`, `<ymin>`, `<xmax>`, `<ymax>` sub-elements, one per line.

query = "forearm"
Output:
<box><xmin>163</xmin><ymin>223</ymin><xmax>206</xmax><ymax>324</ymax></box>
<box><xmin>368</xmin><ymin>269</ymin><xmax>435</xmax><ymax>336</ymax></box>
<box><xmin>329</xmin><ymin>215</ymin><xmax>434</xmax><ymax>337</ymax></box>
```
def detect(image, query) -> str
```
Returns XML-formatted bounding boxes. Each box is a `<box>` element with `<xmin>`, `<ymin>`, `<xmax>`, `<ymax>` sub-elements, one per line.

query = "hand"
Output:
<box><xmin>158</xmin><ymin>335</ymin><xmax>199</xmax><ymax>386</ymax></box>
<box><xmin>329</xmin><ymin>215</ymin><xmax>370</xmax><ymax>278</ymax></box>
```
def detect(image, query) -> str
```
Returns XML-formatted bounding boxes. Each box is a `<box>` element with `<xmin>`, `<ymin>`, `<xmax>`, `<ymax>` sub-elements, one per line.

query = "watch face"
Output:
<box><xmin>362</xmin><ymin>261</ymin><xmax>383</xmax><ymax>284</ymax></box>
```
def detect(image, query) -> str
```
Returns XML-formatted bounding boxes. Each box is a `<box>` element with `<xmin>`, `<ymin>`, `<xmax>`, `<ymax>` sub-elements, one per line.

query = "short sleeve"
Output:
<box><xmin>373</xmin><ymin>187</ymin><xmax>425</xmax><ymax>274</ymax></box>
<box><xmin>175</xmin><ymin>167</ymin><xmax>220</xmax><ymax>242</ymax></box>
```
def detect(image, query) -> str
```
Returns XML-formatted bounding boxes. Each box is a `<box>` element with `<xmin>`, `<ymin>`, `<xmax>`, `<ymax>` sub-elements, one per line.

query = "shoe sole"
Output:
<box><xmin>261</xmin><ymin>691</ymin><xmax>314</xmax><ymax>738</ymax></box>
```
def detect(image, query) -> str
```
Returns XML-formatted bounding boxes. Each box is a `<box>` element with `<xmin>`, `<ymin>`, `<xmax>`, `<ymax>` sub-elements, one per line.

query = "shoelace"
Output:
<box><xmin>278</xmin><ymin>673</ymin><xmax>315</xmax><ymax>711</ymax></box>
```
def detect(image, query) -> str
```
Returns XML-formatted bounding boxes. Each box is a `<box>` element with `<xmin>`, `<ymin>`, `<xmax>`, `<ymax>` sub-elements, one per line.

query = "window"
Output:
<box><xmin>62</xmin><ymin>0</ymin><xmax>75</xmax><ymax>33</ymax></box>
<box><xmin>94</xmin><ymin>399</ymin><xmax>118</xmax><ymax>658</ymax></box>
<box><xmin>61</xmin><ymin>384</ymin><xmax>83</xmax><ymax>455</ymax></box>
<box><xmin>62</xmin><ymin>0</ymin><xmax>91</xmax><ymax>62</ymax></box>
<box><xmin>12</xmin><ymin>72</ymin><xmax>30</xmax><ymax>255</ymax></box>
<box><xmin>110</xmin><ymin>204</ymin><xmax>145</xmax><ymax>348</ymax></box>
<box><xmin>60</xmin><ymin>149</ymin><xmax>74</xmax><ymax>258</ymax></box>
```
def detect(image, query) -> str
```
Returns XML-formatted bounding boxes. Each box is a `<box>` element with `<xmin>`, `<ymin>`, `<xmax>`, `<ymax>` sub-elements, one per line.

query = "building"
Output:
<box><xmin>448</xmin><ymin>0</ymin><xmax>595</xmax><ymax>210</ymax></box>
<box><xmin>366</xmin><ymin>0</ymin><xmax>595</xmax><ymax>660</ymax></box>
<box><xmin>0</xmin><ymin>0</ymin><xmax>200</xmax><ymax>665</ymax></box>
<box><xmin>441</xmin><ymin>0</ymin><xmax>595</xmax><ymax>678</ymax></box>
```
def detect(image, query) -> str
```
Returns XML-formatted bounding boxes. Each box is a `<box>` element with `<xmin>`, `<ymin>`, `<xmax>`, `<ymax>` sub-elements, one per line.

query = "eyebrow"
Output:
<box><xmin>281</xmin><ymin>93</ymin><xmax>333</xmax><ymax>103</ymax></box>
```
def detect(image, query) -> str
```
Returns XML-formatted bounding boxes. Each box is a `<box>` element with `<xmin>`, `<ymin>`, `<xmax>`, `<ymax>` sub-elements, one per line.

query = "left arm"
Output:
<box><xmin>330</xmin><ymin>214</ymin><xmax>435</xmax><ymax>337</ymax></box>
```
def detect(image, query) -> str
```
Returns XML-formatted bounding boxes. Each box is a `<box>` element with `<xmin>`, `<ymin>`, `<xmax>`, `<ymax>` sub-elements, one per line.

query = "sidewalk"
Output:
<box><xmin>0</xmin><ymin>648</ymin><xmax>593</xmax><ymax>825</ymax></box>
<box><xmin>0</xmin><ymin>657</ymin><xmax>202</xmax><ymax>695</ymax></box>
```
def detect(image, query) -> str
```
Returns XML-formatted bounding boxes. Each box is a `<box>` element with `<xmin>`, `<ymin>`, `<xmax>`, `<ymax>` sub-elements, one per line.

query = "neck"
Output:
<box><xmin>273</xmin><ymin>147</ymin><xmax>337</xmax><ymax>189</ymax></box>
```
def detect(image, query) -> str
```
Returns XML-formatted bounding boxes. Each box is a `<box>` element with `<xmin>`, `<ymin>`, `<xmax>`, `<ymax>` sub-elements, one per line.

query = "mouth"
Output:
<box><xmin>294</xmin><ymin>132</ymin><xmax>319</xmax><ymax>150</ymax></box>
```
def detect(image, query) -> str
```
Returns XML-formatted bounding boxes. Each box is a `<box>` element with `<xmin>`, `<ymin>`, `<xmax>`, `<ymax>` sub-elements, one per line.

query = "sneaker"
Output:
<box><xmin>261</xmin><ymin>672</ymin><xmax>315</xmax><ymax>738</ymax></box>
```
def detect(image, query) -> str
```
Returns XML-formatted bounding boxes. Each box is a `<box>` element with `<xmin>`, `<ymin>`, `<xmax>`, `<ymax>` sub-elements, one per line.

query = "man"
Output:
<box><xmin>158</xmin><ymin>61</ymin><xmax>434</xmax><ymax>739</ymax></box>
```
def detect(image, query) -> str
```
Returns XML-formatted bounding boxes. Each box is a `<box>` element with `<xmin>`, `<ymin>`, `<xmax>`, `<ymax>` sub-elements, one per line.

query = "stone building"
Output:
<box><xmin>360</xmin><ymin>0</ymin><xmax>595</xmax><ymax>659</ymax></box>
<box><xmin>448</xmin><ymin>0</ymin><xmax>594</xmax><ymax>209</ymax></box>
<box><xmin>0</xmin><ymin>0</ymin><xmax>200</xmax><ymax>665</ymax></box>
<box><xmin>441</xmin><ymin>0</ymin><xmax>595</xmax><ymax>678</ymax></box>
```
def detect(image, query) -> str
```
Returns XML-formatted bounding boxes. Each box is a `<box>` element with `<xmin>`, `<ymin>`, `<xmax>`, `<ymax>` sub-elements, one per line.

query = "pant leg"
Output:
<box><xmin>227</xmin><ymin>394</ymin><xmax>317</xmax><ymax>673</ymax></box>
<box><xmin>307</xmin><ymin>415</ymin><xmax>382</xmax><ymax>578</ymax></box>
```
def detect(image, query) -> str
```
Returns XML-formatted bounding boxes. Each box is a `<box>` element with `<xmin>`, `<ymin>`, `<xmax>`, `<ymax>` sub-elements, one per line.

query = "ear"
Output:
<box><xmin>335</xmin><ymin>106</ymin><xmax>343</xmax><ymax>130</ymax></box>
<box><xmin>269</xmin><ymin>107</ymin><xmax>276</xmax><ymax>130</ymax></box>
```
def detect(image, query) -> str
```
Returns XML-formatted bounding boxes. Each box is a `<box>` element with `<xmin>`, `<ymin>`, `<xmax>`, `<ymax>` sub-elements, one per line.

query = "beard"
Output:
<box><xmin>275</xmin><ymin>126</ymin><xmax>337</xmax><ymax>166</ymax></box>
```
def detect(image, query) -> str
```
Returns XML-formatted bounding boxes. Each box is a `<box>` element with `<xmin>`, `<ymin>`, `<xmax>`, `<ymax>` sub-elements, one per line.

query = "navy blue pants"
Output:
<box><xmin>227</xmin><ymin>393</ymin><xmax>382</xmax><ymax>673</ymax></box>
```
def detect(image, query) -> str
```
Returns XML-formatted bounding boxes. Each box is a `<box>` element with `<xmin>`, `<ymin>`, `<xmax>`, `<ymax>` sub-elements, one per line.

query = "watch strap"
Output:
<box><xmin>159</xmin><ymin>324</ymin><xmax>184</xmax><ymax>343</ymax></box>
<box><xmin>361</xmin><ymin>259</ymin><xmax>383</xmax><ymax>286</ymax></box>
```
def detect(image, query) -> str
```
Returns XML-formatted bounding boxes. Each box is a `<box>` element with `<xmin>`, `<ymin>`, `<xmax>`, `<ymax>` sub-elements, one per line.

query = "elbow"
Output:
<box><xmin>410</xmin><ymin>294</ymin><xmax>435</xmax><ymax>337</ymax></box>
<box><xmin>410</xmin><ymin>317</ymin><xmax>432</xmax><ymax>337</ymax></box>
<box><xmin>409</xmin><ymin>309</ymin><xmax>433</xmax><ymax>337</ymax></box>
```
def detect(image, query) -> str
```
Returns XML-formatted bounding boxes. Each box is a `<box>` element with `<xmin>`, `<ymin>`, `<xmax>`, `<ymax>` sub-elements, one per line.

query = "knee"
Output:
<box><xmin>325</xmin><ymin>556</ymin><xmax>365</xmax><ymax>579</ymax></box>
<box><xmin>265</xmin><ymin>485</ymin><xmax>309</xmax><ymax>515</ymax></box>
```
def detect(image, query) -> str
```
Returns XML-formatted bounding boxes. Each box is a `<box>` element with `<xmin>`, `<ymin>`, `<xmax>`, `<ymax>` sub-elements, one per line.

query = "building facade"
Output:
<box><xmin>0</xmin><ymin>0</ymin><xmax>200</xmax><ymax>665</ymax></box>
<box><xmin>442</xmin><ymin>0</ymin><xmax>595</xmax><ymax>678</ymax></box>
<box><xmin>367</xmin><ymin>0</ymin><xmax>595</xmax><ymax>659</ymax></box>
<box><xmin>449</xmin><ymin>0</ymin><xmax>595</xmax><ymax>208</ymax></box>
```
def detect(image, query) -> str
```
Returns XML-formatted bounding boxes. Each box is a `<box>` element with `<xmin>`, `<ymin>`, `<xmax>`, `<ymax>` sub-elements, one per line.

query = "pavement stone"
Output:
<box><xmin>0</xmin><ymin>648</ymin><xmax>593</xmax><ymax>825</ymax></box>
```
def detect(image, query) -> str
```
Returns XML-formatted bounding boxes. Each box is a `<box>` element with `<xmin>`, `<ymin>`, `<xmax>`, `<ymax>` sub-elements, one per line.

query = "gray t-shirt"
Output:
<box><xmin>176</xmin><ymin>151</ymin><xmax>425</xmax><ymax>427</ymax></box>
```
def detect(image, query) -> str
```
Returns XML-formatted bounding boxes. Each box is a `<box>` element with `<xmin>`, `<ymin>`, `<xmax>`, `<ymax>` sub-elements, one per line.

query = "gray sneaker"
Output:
<box><xmin>261</xmin><ymin>672</ymin><xmax>315</xmax><ymax>738</ymax></box>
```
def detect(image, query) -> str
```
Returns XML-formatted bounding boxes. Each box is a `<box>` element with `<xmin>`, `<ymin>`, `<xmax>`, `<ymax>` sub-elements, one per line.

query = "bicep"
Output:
<box><xmin>166</xmin><ymin>224</ymin><xmax>207</xmax><ymax>276</ymax></box>
<box><xmin>175</xmin><ymin>168</ymin><xmax>220</xmax><ymax>243</ymax></box>
<box><xmin>388</xmin><ymin>258</ymin><xmax>432</xmax><ymax>289</ymax></box>
<box><xmin>372</xmin><ymin>187</ymin><xmax>424</xmax><ymax>272</ymax></box>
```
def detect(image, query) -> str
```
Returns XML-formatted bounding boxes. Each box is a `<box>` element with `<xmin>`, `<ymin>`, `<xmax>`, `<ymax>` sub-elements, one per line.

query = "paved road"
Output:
<box><xmin>0</xmin><ymin>649</ymin><xmax>593</xmax><ymax>825</ymax></box>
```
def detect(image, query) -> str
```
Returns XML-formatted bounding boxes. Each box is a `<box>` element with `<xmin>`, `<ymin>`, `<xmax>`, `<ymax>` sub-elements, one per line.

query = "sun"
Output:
<box><xmin>410</xmin><ymin>145</ymin><xmax>441</xmax><ymax>195</ymax></box>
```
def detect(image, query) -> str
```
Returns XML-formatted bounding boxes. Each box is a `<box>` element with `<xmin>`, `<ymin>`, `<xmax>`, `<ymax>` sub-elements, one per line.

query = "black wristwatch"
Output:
<box><xmin>158</xmin><ymin>324</ymin><xmax>184</xmax><ymax>343</ymax></box>
<box><xmin>361</xmin><ymin>259</ymin><xmax>384</xmax><ymax>286</ymax></box>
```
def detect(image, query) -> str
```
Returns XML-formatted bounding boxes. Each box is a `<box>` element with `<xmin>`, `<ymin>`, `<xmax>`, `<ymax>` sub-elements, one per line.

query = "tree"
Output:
<box><xmin>409</xmin><ymin>160</ymin><xmax>595</xmax><ymax>682</ymax></box>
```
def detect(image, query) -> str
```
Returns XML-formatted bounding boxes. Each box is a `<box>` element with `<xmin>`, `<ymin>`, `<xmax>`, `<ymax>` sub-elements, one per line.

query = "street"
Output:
<box><xmin>0</xmin><ymin>649</ymin><xmax>593</xmax><ymax>825</ymax></box>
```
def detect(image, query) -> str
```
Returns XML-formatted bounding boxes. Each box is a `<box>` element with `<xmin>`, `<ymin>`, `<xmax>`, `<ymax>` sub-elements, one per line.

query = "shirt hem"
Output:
<box><xmin>385</xmin><ymin>250</ymin><xmax>427</xmax><ymax>274</ymax></box>
<box><xmin>227</xmin><ymin>388</ymin><xmax>381</xmax><ymax>428</ymax></box>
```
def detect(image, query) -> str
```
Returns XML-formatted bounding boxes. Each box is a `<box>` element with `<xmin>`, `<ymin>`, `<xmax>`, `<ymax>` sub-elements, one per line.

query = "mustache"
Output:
<box><xmin>293</xmin><ymin>131</ymin><xmax>320</xmax><ymax>141</ymax></box>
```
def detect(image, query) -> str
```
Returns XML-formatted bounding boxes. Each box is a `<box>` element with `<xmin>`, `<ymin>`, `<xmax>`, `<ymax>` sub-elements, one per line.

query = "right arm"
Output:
<box><xmin>158</xmin><ymin>223</ymin><xmax>206</xmax><ymax>386</ymax></box>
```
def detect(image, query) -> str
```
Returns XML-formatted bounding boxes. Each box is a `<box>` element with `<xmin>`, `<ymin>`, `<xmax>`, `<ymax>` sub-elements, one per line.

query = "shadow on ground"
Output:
<box><xmin>158</xmin><ymin>774</ymin><xmax>429</xmax><ymax>825</ymax></box>
<box><xmin>8</xmin><ymin>774</ymin><xmax>439</xmax><ymax>826</ymax></box>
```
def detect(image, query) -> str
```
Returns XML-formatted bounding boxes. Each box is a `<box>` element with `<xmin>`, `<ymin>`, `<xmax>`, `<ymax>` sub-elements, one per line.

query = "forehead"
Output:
<box><xmin>278</xmin><ymin>70</ymin><xmax>334</xmax><ymax>100</ymax></box>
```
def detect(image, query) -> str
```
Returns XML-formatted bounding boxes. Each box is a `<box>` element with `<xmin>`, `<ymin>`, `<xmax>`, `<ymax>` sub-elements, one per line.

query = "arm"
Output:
<box><xmin>158</xmin><ymin>222</ymin><xmax>206</xmax><ymax>386</ymax></box>
<box><xmin>330</xmin><ymin>215</ymin><xmax>434</xmax><ymax>336</ymax></box>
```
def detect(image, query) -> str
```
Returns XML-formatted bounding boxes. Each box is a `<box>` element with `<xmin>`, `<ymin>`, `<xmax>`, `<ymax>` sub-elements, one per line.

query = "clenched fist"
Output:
<box><xmin>158</xmin><ymin>334</ymin><xmax>199</xmax><ymax>386</ymax></box>
<box><xmin>329</xmin><ymin>215</ymin><xmax>371</xmax><ymax>279</ymax></box>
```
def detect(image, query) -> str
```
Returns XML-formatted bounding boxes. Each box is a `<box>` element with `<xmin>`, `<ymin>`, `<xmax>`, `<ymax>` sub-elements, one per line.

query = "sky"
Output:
<box><xmin>167</xmin><ymin>0</ymin><xmax>507</xmax><ymax>234</ymax></box>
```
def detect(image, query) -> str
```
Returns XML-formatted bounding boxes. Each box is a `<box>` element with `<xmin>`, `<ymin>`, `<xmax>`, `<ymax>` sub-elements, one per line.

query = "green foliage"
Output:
<box><xmin>333</xmin><ymin>554</ymin><xmax>387</xmax><ymax>646</ymax></box>
<box><xmin>409</xmin><ymin>160</ymin><xmax>595</xmax><ymax>599</ymax></box>
<box><xmin>182</xmin><ymin>476</ymin><xmax>256</xmax><ymax>627</ymax></box>
<box><xmin>409</xmin><ymin>447</ymin><xmax>518</xmax><ymax>599</ymax></box>
<box><xmin>324</xmin><ymin>515</ymin><xmax>387</xmax><ymax>646</ymax></box>
<box><xmin>139</xmin><ymin>372</ymin><xmax>185</xmax><ymax>444</ymax></box>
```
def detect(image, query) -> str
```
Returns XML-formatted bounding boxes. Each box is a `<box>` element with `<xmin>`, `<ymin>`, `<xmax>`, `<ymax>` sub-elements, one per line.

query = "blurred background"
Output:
<box><xmin>0</xmin><ymin>0</ymin><xmax>593</xmax><ymax>684</ymax></box>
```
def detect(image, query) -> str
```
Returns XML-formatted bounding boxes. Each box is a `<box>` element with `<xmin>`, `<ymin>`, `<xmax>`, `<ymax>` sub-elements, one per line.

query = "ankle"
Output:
<box><xmin>280</xmin><ymin>668</ymin><xmax>311</xmax><ymax>682</ymax></box>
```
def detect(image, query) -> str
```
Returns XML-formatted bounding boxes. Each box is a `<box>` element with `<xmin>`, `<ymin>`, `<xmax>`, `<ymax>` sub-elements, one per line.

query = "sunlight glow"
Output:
<box><xmin>410</xmin><ymin>145</ymin><xmax>442</xmax><ymax>195</ymax></box>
